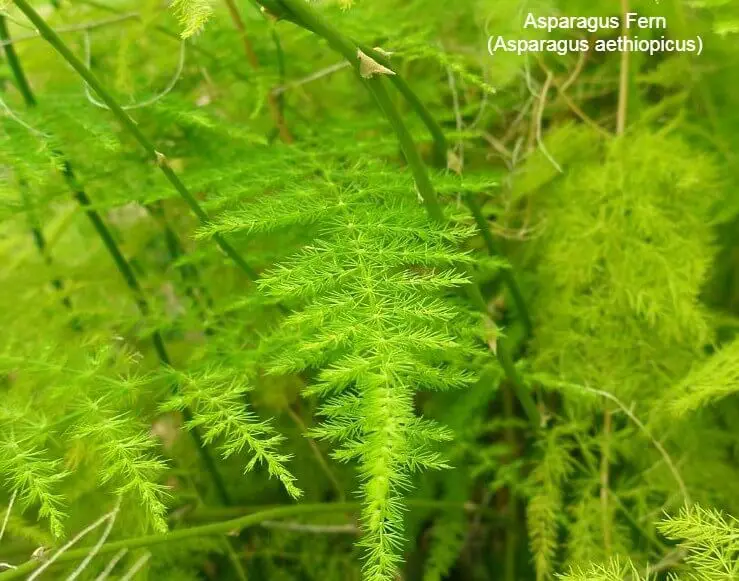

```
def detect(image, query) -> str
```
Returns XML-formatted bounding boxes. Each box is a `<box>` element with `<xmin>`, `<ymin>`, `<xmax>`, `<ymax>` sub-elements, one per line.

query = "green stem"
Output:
<box><xmin>40</xmin><ymin>5</ymin><xmax>213</xmax><ymax>318</ymax></box>
<box><xmin>0</xmin><ymin>499</ymin><xmax>489</xmax><ymax>579</ymax></box>
<box><xmin>147</xmin><ymin>201</ymin><xmax>214</xmax><ymax>323</ymax></box>
<box><xmin>361</xmin><ymin>40</ymin><xmax>535</xmax><ymax>353</ymax></box>
<box><xmin>1</xmin><ymin>15</ymin><xmax>74</xmax><ymax>313</ymax></box>
<box><xmin>185</xmin><ymin>499</ymin><xmax>496</xmax><ymax>523</ymax></box>
<box><xmin>270</xmin><ymin>0</ymin><xmax>445</xmax><ymax>222</ymax></box>
<box><xmin>463</xmin><ymin>197</ymin><xmax>538</xmax><ymax>427</ymax></box>
<box><xmin>16</xmin><ymin>176</ymin><xmax>75</xmax><ymax>314</ymax></box>
<box><xmin>497</xmin><ymin>338</ymin><xmax>540</xmax><ymax>430</ymax></box>
<box><xmin>12</xmin><ymin>0</ymin><xmax>259</xmax><ymax>282</ymax></box>
<box><xmin>464</xmin><ymin>192</ymin><xmax>532</xmax><ymax>337</ymax></box>
<box><xmin>270</xmin><ymin>24</ymin><xmax>288</xmax><ymax>129</ymax></box>
<box><xmin>466</xmin><ymin>266</ymin><xmax>538</xmax><ymax>428</ymax></box>
<box><xmin>0</xmin><ymin>15</ymin><xmax>35</xmax><ymax>106</ymax></box>
<box><xmin>0</xmin><ymin>503</ymin><xmax>359</xmax><ymax>579</ymax></box>
<box><xmin>355</xmin><ymin>43</ymin><xmax>447</xmax><ymax>168</ymax></box>
<box><xmin>502</xmin><ymin>385</ymin><xmax>519</xmax><ymax>581</ymax></box>
<box><xmin>60</xmin><ymin>165</ymin><xmax>166</xmax><ymax>352</ymax></box>
<box><xmin>259</xmin><ymin>1</ymin><xmax>448</xmax><ymax>167</ymax></box>
<box><xmin>371</xmin><ymin>77</ymin><xmax>445</xmax><ymax>222</ymax></box>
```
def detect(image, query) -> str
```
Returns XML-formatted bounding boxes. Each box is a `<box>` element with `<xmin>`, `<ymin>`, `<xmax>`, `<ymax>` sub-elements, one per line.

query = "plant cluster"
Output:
<box><xmin>1</xmin><ymin>0</ymin><xmax>739</xmax><ymax>580</ymax></box>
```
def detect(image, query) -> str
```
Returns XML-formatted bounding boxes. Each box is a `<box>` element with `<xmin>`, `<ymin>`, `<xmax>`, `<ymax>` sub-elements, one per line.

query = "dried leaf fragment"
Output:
<box><xmin>357</xmin><ymin>49</ymin><xmax>396</xmax><ymax>79</ymax></box>
<box><xmin>260</xmin><ymin>5</ymin><xmax>281</xmax><ymax>22</ymax></box>
<box><xmin>372</xmin><ymin>47</ymin><xmax>394</xmax><ymax>58</ymax></box>
<box><xmin>447</xmin><ymin>150</ymin><xmax>463</xmax><ymax>174</ymax></box>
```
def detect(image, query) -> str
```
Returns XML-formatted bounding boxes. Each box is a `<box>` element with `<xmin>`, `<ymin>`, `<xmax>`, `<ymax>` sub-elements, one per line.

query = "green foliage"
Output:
<box><xmin>671</xmin><ymin>338</ymin><xmax>739</xmax><ymax>415</ymax></box>
<box><xmin>201</xmin><ymin>169</ymin><xmax>485</xmax><ymax>579</ymax></box>
<box><xmin>658</xmin><ymin>505</ymin><xmax>739</xmax><ymax>580</ymax></box>
<box><xmin>169</xmin><ymin>0</ymin><xmax>215</xmax><ymax>38</ymax></box>
<box><xmin>558</xmin><ymin>559</ymin><xmax>648</xmax><ymax>581</ymax></box>
<box><xmin>161</xmin><ymin>368</ymin><xmax>302</xmax><ymax>499</ymax></box>
<box><xmin>1</xmin><ymin>0</ymin><xmax>739</xmax><ymax>580</ymax></box>
<box><xmin>526</xmin><ymin>427</ymin><xmax>575</xmax><ymax>581</ymax></box>
<box><xmin>560</xmin><ymin>505</ymin><xmax>739</xmax><ymax>581</ymax></box>
<box><xmin>0</xmin><ymin>437</ymin><xmax>68</xmax><ymax>539</ymax></box>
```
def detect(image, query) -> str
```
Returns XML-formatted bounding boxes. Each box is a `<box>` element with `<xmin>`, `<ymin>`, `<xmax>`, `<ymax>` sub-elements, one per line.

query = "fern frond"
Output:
<box><xmin>658</xmin><ymin>505</ymin><xmax>739</xmax><ymax>580</ymax></box>
<box><xmin>69</xmin><ymin>397</ymin><xmax>170</xmax><ymax>533</ymax></box>
<box><xmin>557</xmin><ymin>558</ymin><xmax>648</xmax><ymax>581</ymax></box>
<box><xmin>0</xmin><ymin>435</ymin><xmax>68</xmax><ymax>538</ymax></box>
<box><xmin>423</xmin><ymin>512</ymin><xmax>467</xmax><ymax>581</ymax></box>
<box><xmin>160</xmin><ymin>368</ymin><xmax>302</xmax><ymax>499</ymax></box>
<box><xmin>169</xmin><ymin>0</ymin><xmax>215</xmax><ymax>39</ymax></box>
<box><xmin>671</xmin><ymin>339</ymin><xmax>739</xmax><ymax>416</ymax></box>
<box><xmin>202</xmin><ymin>172</ymin><xmax>484</xmax><ymax>580</ymax></box>
<box><xmin>527</xmin><ymin>427</ymin><xmax>575</xmax><ymax>581</ymax></box>
<box><xmin>518</xmin><ymin>128</ymin><xmax>722</xmax><ymax>480</ymax></box>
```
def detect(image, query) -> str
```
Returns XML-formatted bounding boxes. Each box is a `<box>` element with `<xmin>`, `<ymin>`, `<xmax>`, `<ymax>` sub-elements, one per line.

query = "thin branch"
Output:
<box><xmin>607</xmin><ymin>490</ymin><xmax>669</xmax><ymax>554</ymax></box>
<box><xmin>65</xmin><ymin>497</ymin><xmax>121</xmax><ymax>581</ymax></box>
<box><xmin>223</xmin><ymin>0</ymin><xmax>293</xmax><ymax>143</ymax></box>
<box><xmin>93</xmin><ymin>549</ymin><xmax>128</xmax><ymax>581</ymax></box>
<box><xmin>444</xmin><ymin>46</ymin><xmax>464</xmax><ymax>140</ymax></box>
<box><xmin>487</xmin><ymin>219</ymin><xmax>546</xmax><ymax>241</ymax></box>
<box><xmin>27</xmin><ymin>504</ymin><xmax>118</xmax><ymax>581</ymax></box>
<box><xmin>0</xmin><ymin>15</ymin><xmax>35</xmax><ymax>106</ymax></box>
<box><xmin>119</xmin><ymin>552</ymin><xmax>151</xmax><ymax>581</ymax></box>
<box><xmin>222</xmin><ymin>538</ymin><xmax>248</xmax><ymax>581</ymax></box>
<box><xmin>0</xmin><ymin>491</ymin><xmax>16</xmax><ymax>544</ymax></box>
<box><xmin>1</xmin><ymin>503</ymin><xmax>367</xmax><ymax>579</ymax></box>
<box><xmin>534</xmin><ymin>56</ymin><xmax>612</xmax><ymax>139</ymax></box>
<box><xmin>501</xmin><ymin>95</ymin><xmax>535</xmax><ymax>145</ymax></box>
<box><xmin>0</xmin><ymin>10</ymin><xmax>34</xmax><ymax>30</ymax></box>
<box><xmin>495</xmin><ymin>335</ymin><xmax>540</xmax><ymax>429</ymax></box>
<box><xmin>83</xmin><ymin>31</ymin><xmax>186</xmax><ymax>111</ymax></box>
<box><xmin>468</xmin><ymin>59</ymin><xmax>491</xmax><ymax>130</ymax></box>
<box><xmin>533</xmin><ymin>71</ymin><xmax>562</xmax><ymax>173</ymax></box>
<box><xmin>554</xmin><ymin>83</ymin><xmax>612</xmax><ymax>139</ymax></box>
<box><xmin>0</xmin><ymin>14</ymin><xmax>138</xmax><ymax>47</ymax></box>
<box><xmin>260</xmin><ymin>520</ymin><xmax>358</xmax><ymax>534</ymax></box>
<box><xmin>645</xmin><ymin>548</ymin><xmax>687</xmax><ymax>577</ymax></box>
<box><xmin>181</xmin><ymin>499</ymin><xmax>491</xmax><ymax>524</ymax></box>
<box><xmin>356</xmin><ymin>42</ymin><xmax>448</xmax><ymax>168</ymax></box>
<box><xmin>561</xmin><ymin>46</ymin><xmax>588</xmax><ymax>93</ymax></box>
<box><xmin>533</xmin><ymin>375</ymin><xmax>691</xmax><ymax>506</ymax></box>
<box><xmin>600</xmin><ymin>409</ymin><xmax>612</xmax><ymax>555</ymax></box>
<box><xmin>480</xmin><ymin>130</ymin><xmax>512</xmax><ymax>160</ymax></box>
<box><xmin>443</xmin><ymin>46</ymin><xmax>464</xmax><ymax>178</ymax></box>
<box><xmin>286</xmin><ymin>407</ymin><xmax>345</xmax><ymax>501</ymax></box>
<box><xmin>271</xmin><ymin>60</ymin><xmax>351</xmax><ymax>96</ymax></box>
<box><xmin>0</xmin><ymin>95</ymin><xmax>44</xmax><ymax>135</ymax></box>
<box><xmin>464</xmin><ymin>192</ymin><xmax>533</xmax><ymax>336</ymax></box>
